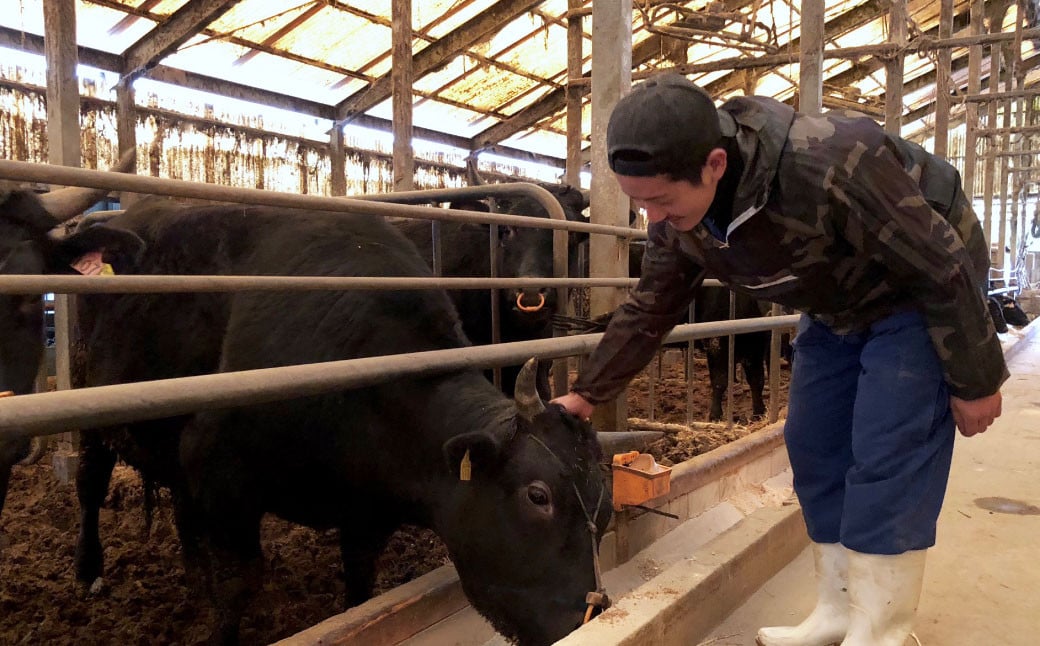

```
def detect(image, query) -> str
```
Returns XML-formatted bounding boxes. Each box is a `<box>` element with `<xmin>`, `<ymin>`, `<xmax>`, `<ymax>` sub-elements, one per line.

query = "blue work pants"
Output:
<box><xmin>784</xmin><ymin>311</ymin><xmax>955</xmax><ymax>554</ymax></box>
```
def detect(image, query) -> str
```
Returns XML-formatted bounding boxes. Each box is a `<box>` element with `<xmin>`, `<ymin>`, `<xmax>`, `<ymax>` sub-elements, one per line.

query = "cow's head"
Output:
<box><xmin>440</xmin><ymin>359</ymin><xmax>612</xmax><ymax>645</ymax></box>
<box><xmin>0</xmin><ymin>152</ymin><xmax>143</xmax><ymax>397</ymax></box>
<box><xmin>497</xmin><ymin>185</ymin><xmax>589</xmax><ymax>331</ymax></box>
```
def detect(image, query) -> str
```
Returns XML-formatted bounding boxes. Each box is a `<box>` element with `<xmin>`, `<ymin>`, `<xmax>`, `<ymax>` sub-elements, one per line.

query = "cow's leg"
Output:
<box><xmin>182</xmin><ymin>413</ymin><xmax>263</xmax><ymax>645</ymax></box>
<box><xmin>0</xmin><ymin>437</ymin><xmax>30</xmax><ymax>521</ymax></box>
<box><xmin>201</xmin><ymin>516</ymin><xmax>262</xmax><ymax>646</ymax></box>
<box><xmin>75</xmin><ymin>430</ymin><xmax>118</xmax><ymax>586</ymax></box>
<box><xmin>339</xmin><ymin>516</ymin><xmax>398</xmax><ymax>607</ymax></box>
<box><xmin>704</xmin><ymin>338</ymin><xmax>727</xmax><ymax>421</ymax></box>
<box><xmin>742</xmin><ymin>335</ymin><xmax>768</xmax><ymax>418</ymax></box>
<box><xmin>171</xmin><ymin>488</ymin><xmax>210</xmax><ymax>592</ymax></box>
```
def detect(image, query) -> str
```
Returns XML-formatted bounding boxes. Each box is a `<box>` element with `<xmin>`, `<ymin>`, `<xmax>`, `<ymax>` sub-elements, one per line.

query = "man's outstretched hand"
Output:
<box><xmin>950</xmin><ymin>391</ymin><xmax>1002</xmax><ymax>437</ymax></box>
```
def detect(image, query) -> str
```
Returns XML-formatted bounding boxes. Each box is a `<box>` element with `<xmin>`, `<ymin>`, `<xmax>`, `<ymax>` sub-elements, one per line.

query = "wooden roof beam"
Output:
<box><xmin>123</xmin><ymin>0</ymin><xmax>243</xmax><ymax>79</ymax></box>
<box><xmin>335</xmin><ymin>0</ymin><xmax>544</xmax><ymax>123</ymax></box>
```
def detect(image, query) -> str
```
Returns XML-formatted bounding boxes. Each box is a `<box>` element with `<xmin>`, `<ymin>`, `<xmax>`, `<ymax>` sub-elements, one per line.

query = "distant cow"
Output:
<box><xmin>626</xmin><ymin>241</ymin><xmax>773</xmax><ymax>421</ymax></box>
<box><xmin>395</xmin><ymin>183</ymin><xmax>588</xmax><ymax>400</ymax></box>
<box><xmin>43</xmin><ymin>196</ymin><xmax>624</xmax><ymax>646</ymax></box>
<box><xmin>987</xmin><ymin>296</ymin><xmax>1011</xmax><ymax>334</ymax></box>
<box><xmin>996</xmin><ymin>294</ymin><xmax>1031</xmax><ymax>327</ymax></box>
<box><xmin>0</xmin><ymin>160</ymin><xmax>141</xmax><ymax>521</ymax></box>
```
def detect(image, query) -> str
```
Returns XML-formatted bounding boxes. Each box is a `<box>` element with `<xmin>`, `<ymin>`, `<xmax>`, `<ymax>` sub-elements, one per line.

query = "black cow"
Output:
<box><xmin>56</xmin><ymin>198</ymin><xmax>619</xmax><ymax>646</ymax></box>
<box><xmin>691</xmin><ymin>287</ymin><xmax>772</xmax><ymax>421</ymax></box>
<box><xmin>987</xmin><ymin>296</ymin><xmax>1011</xmax><ymax>334</ymax></box>
<box><xmin>0</xmin><ymin>165</ymin><xmax>141</xmax><ymax>521</ymax></box>
<box><xmin>625</xmin><ymin>241</ymin><xmax>772</xmax><ymax>422</ymax></box>
<box><xmin>395</xmin><ymin>184</ymin><xmax>588</xmax><ymax>400</ymax></box>
<box><xmin>995</xmin><ymin>293</ymin><xmax>1031</xmax><ymax>327</ymax></box>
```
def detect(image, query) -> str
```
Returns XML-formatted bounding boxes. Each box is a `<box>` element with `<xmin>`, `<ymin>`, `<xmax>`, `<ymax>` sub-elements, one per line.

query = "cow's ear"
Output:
<box><xmin>53</xmin><ymin>225</ymin><xmax>146</xmax><ymax>273</ymax></box>
<box><xmin>443</xmin><ymin>432</ymin><xmax>503</xmax><ymax>480</ymax></box>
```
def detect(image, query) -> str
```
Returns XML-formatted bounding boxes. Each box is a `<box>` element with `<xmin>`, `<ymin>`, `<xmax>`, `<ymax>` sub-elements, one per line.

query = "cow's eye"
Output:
<box><xmin>527</xmin><ymin>482</ymin><xmax>551</xmax><ymax>507</ymax></box>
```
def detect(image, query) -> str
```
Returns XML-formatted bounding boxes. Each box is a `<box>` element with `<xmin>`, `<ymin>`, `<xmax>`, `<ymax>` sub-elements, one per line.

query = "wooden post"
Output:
<box><xmin>330</xmin><ymin>124</ymin><xmax>347</xmax><ymax>196</ymax></box>
<box><xmin>933</xmin><ymin>0</ymin><xmax>954</xmax><ymax>158</ymax></box>
<box><xmin>984</xmin><ymin>42</ymin><xmax>1001</xmax><ymax>267</ymax></box>
<box><xmin>44</xmin><ymin>0</ymin><xmax>79</xmax><ymax>397</ymax></box>
<box><xmin>588</xmin><ymin>0</ymin><xmax>632</xmax><ymax>432</ymax></box>
<box><xmin>115</xmin><ymin>81</ymin><xmax>140</xmax><ymax>208</ymax></box>
<box><xmin>963</xmin><ymin>0</ymin><xmax>984</xmax><ymax>223</ymax></box>
<box><xmin>884</xmin><ymin>0</ymin><xmax>907</xmax><ymax>134</ymax></box>
<box><xmin>43</xmin><ymin>0</ymin><xmax>80</xmax><ymax>478</ymax></box>
<box><xmin>391</xmin><ymin>0</ymin><xmax>414</xmax><ymax>192</ymax></box>
<box><xmin>798</xmin><ymin>0</ymin><xmax>825</xmax><ymax>115</ymax></box>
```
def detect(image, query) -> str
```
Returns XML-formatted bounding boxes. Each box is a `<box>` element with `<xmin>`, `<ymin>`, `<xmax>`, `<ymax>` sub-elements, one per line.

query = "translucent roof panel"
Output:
<box><xmin>0</xmin><ymin>0</ymin><xmax>157</xmax><ymax>55</ymax></box>
<box><xmin>162</xmin><ymin>36</ymin><xmax>350</xmax><ymax>105</ymax></box>
<box><xmin>0</xmin><ymin>0</ymin><xmax>1011</xmax><ymax>164</ymax></box>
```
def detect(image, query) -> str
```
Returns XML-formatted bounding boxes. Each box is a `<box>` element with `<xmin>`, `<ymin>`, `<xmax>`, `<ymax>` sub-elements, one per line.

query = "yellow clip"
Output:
<box><xmin>459</xmin><ymin>449</ymin><xmax>472</xmax><ymax>481</ymax></box>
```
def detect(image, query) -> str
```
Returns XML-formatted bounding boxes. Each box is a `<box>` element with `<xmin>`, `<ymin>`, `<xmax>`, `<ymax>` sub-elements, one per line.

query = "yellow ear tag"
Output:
<box><xmin>459</xmin><ymin>449</ymin><xmax>472</xmax><ymax>482</ymax></box>
<box><xmin>100</xmin><ymin>262</ymin><xmax>115</xmax><ymax>275</ymax></box>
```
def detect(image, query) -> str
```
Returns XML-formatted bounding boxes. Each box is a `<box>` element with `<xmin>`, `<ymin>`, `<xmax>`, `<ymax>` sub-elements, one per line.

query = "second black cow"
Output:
<box><xmin>395</xmin><ymin>183</ymin><xmax>589</xmax><ymax>400</ymax></box>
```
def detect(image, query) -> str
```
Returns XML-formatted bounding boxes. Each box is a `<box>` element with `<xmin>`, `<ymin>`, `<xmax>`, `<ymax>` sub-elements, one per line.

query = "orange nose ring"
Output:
<box><xmin>516</xmin><ymin>292</ymin><xmax>546</xmax><ymax>312</ymax></box>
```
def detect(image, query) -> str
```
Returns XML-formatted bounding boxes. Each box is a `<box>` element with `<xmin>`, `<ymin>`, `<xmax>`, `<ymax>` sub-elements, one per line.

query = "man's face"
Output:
<box><xmin>613</xmin><ymin>147</ymin><xmax>728</xmax><ymax>232</ymax></box>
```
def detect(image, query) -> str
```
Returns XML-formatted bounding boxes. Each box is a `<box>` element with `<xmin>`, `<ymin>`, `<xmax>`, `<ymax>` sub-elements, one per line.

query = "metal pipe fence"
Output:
<box><xmin>2</xmin><ymin>158</ymin><xmax>780</xmax><ymax>439</ymax></box>
<box><xmin>0</xmin><ymin>316</ymin><xmax>799</xmax><ymax>440</ymax></box>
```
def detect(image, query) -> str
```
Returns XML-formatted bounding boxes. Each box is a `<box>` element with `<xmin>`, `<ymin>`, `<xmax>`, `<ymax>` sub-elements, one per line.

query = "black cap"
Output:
<box><xmin>607</xmin><ymin>73</ymin><xmax>721</xmax><ymax>177</ymax></box>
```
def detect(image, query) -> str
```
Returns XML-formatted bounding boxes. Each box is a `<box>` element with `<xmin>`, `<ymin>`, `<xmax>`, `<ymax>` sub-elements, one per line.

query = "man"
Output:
<box><xmin>551</xmin><ymin>73</ymin><xmax>1007</xmax><ymax>645</ymax></box>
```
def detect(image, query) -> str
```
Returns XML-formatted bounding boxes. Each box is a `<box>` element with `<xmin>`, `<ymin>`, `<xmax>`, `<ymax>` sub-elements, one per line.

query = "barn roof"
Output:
<box><xmin>0</xmin><ymin>0</ymin><xmax>1036</xmax><ymax>167</ymax></box>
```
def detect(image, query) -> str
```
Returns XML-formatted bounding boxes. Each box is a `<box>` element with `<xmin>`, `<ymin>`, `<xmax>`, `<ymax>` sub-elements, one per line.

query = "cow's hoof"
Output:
<box><xmin>88</xmin><ymin>577</ymin><xmax>108</xmax><ymax>596</ymax></box>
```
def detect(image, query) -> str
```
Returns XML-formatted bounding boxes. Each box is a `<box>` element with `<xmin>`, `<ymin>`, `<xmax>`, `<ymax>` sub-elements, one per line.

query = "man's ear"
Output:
<box><xmin>704</xmin><ymin>147</ymin><xmax>728</xmax><ymax>183</ymax></box>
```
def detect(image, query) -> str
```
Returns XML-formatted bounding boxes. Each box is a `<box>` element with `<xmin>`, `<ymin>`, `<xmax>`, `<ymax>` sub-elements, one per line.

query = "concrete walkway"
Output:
<box><xmin>702</xmin><ymin>325</ymin><xmax>1040</xmax><ymax>646</ymax></box>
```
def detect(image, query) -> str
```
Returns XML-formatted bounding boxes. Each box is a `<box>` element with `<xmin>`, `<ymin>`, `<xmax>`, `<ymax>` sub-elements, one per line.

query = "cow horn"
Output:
<box><xmin>38</xmin><ymin>149</ymin><xmax>136</xmax><ymax>222</ymax></box>
<box><xmin>596</xmin><ymin>430</ymin><xmax>665</xmax><ymax>456</ymax></box>
<box><xmin>514</xmin><ymin>358</ymin><xmax>545</xmax><ymax>421</ymax></box>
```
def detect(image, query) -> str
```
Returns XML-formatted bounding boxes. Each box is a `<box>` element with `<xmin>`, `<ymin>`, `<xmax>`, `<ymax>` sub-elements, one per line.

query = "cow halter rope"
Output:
<box><xmin>527</xmin><ymin>432</ymin><xmax>611</xmax><ymax>624</ymax></box>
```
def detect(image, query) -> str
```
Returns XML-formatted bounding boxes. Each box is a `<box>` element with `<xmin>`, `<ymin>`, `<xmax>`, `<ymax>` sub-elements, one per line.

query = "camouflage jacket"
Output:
<box><xmin>574</xmin><ymin>95</ymin><xmax>1009</xmax><ymax>403</ymax></box>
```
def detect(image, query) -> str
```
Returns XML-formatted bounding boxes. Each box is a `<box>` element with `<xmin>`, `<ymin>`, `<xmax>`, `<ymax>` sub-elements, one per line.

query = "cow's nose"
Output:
<box><xmin>516</xmin><ymin>288</ymin><xmax>547</xmax><ymax>312</ymax></box>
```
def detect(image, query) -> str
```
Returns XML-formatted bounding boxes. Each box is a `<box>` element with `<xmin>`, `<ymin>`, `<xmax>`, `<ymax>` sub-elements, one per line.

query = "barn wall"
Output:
<box><xmin>0</xmin><ymin>68</ymin><xmax>543</xmax><ymax>196</ymax></box>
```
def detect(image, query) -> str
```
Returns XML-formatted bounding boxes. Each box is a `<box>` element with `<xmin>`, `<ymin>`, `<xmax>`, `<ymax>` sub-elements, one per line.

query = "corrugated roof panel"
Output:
<box><xmin>496</xmin><ymin>82</ymin><xmax>553</xmax><ymax>116</ymax></box>
<box><xmin>491</xmin><ymin>24</ymin><xmax>569</xmax><ymax>79</ymax></box>
<box><xmin>421</xmin><ymin>0</ymin><xmax>498</xmax><ymax>38</ymax></box>
<box><xmin>207</xmin><ymin>2</ymin><xmax>321</xmax><ymax>45</ymax></box>
<box><xmin>412</xmin><ymin>54</ymin><xmax>470</xmax><ymax>95</ymax></box>
<box><xmin>162</xmin><ymin>37</ymin><xmax>348</xmax><ymax>104</ymax></box>
<box><xmin>277</xmin><ymin>6</ymin><xmax>390</xmax><ymax>72</ymax></box>
<box><xmin>441</xmin><ymin>66</ymin><xmax>537</xmax><ymax>113</ymax></box>
<box><xmin>366</xmin><ymin>96</ymin><xmax>490</xmax><ymax>139</ymax></box>
<box><xmin>0</xmin><ymin>0</ymin><xmax>156</xmax><ymax>55</ymax></box>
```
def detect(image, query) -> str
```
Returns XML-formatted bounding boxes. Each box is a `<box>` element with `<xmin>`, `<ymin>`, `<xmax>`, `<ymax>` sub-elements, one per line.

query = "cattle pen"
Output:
<box><xmin>2</xmin><ymin>1</ymin><xmax>1040</xmax><ymax>645</ymax></box>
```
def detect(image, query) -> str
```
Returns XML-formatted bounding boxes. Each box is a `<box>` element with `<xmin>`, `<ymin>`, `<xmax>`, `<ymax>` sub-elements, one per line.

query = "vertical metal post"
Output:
<box><xmin>768</xmin><ymin>304</ymin><xmax>783</xmax><ymax>424</ymax></box>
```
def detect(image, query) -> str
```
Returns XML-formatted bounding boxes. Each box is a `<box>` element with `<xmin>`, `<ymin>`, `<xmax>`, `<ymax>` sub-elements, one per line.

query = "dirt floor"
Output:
<box><xmin>0</xmin><ymin>350</ymin><xmax>788</xmax><ymax>645</ymax></box>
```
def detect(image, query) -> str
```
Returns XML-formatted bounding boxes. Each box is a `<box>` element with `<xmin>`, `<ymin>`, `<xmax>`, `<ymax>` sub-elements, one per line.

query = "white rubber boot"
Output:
<box><xmin>840</xmin><ymin>549</ymin><xmax>927</xmax><ymax>646</ymax></box>
<box><xmin>756</xmin><ymin>542</ymin><xmax>849</xmax><ymax>646</ymax></box>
